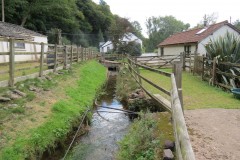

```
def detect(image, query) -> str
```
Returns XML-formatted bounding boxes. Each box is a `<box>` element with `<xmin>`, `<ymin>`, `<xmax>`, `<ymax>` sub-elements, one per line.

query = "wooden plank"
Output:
<box><xmin>216</xmin><ymin>71</ymin><xmax>240</xmax><ymax>79</ymax></box>
<box><xmin>128</xmin><ymin>57</ymin><xmax>172</xmax><ymax>77</ymax></box>
<box><xmin>153</xmin><ymin>94</ymin><xmax>171</xmax><ymax>109</ymax></box>
<box><xmin>219</xmin><ymin>62</ymin><xmax>240</xmax><ymax>67</ymax></box>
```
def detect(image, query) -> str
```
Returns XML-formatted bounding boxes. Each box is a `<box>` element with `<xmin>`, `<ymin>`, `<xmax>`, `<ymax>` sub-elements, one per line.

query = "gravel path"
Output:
<box><xmin>185</xmin><ymin>109</ymin><xmax>240</xmax><ymax>160</ymax></box>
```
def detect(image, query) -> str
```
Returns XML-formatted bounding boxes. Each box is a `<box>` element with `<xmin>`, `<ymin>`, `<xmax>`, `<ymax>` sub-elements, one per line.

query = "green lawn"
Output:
<box><xmin>140</xmin><ymin>69</ymin><xmax>240</xmax><ymax>110</ymax></box>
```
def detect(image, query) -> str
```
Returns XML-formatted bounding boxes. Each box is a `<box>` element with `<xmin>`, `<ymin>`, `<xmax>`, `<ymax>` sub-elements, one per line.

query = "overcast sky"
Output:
<box><xmin>93</xmin><ymin>0</ymin><xmax>239</xmax><ymax>37</ymax></box>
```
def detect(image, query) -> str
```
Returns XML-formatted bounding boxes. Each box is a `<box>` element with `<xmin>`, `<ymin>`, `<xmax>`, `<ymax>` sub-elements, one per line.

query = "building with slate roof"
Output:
<box><xmin>0</xmin><ymin>22</ymin><xmax>48</xmax><ymax>63</ymax></box>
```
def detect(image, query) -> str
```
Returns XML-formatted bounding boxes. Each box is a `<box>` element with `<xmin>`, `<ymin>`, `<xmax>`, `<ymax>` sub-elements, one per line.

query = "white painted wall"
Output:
<box><xmin>0</xmin><ymin>36</ymin><xmax>48</xmax><ymax>63</ymax></box>
<box><xmin>160</xmin><ymin>44</ymin><xmax>197</xmax><ymax>55</ymax></box>
<box><xmin>198</xmin><ymin>25</ymin><xmax>240</xmax><ymax>55</ymax></box>
<box><xmin>100</xmin><ymin>41</ymin><xmax>113</xmax><ymax>53</ymax></box>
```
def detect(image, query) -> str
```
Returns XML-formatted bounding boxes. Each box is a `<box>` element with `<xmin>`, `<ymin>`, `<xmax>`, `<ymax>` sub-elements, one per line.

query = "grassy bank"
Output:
<box><xmin>141</xmin><ymin>69</ymin><xmax>240</xmax><ymax>109</ymax></box>
<box><xmin>117</xmin><ymin>112</ymin><xmax>174</xmax><ymax>160</ymax></box>
<box><xmin>0</xmin><ymin>60</ymin><xmax>107</xmax><ymax>159</ymax></box>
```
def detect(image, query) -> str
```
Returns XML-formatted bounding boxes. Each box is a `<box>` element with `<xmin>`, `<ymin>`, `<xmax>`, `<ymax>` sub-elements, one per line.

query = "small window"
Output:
<box><xmin>184</xmin><ymin>45</ymin><xmax>191</xmax><ymax>53</ymax></box>
<box><xmin>14</xmin><ymin>42</ymin><xmax>25</xmax><ymax>49</ymax></box>
<box><xmin>161</xmin><ymin>47</ymin><xmax>164</xmax><ymax>56</ymax></box>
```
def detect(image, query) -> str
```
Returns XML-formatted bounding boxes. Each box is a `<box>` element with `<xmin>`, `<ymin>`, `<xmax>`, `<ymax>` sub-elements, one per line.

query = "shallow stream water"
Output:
<box><xmin>68</xmin><ymin>72</ymin><xmax>130</xmax><ymax>160</ymax></box>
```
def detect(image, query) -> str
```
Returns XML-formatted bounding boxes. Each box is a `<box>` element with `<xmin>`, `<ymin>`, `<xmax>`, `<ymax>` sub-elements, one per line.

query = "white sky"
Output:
<box><xmin>93</xmin><ymin>0</ymin><xmax>239</xmax><ymax>37</ymax></box>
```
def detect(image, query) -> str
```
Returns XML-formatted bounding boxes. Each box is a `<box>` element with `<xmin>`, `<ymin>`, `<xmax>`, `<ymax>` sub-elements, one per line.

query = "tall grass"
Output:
<box><xmin>0</xmin><ymin>61</ymin><xmax>107</xmax><ymax>159</ymax></box>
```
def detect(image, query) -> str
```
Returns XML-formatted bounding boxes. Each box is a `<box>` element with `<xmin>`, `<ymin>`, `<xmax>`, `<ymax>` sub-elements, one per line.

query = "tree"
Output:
<box><xmin>145</xmin><ymin>16</ymin><xmax>189</xmax><ymax>52</ymax></box>
<box><xmin>109</xmin><ymin>16</ymin><xmax>134</xmax><ymax>52</ymax></box>
<box><xmin>233</xmin><ymin>19</ymin><xmax>240</xmax><ymax>30</ymax></box>
<box><xmin>131</xmin><ymin>21</ymin><xmax>144</xmax><ymax>39</ymax></box>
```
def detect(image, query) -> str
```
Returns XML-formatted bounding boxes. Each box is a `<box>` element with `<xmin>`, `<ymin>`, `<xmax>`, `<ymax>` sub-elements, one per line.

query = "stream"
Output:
<box><xmin>68</xmin><ymin>72</ymin><xmax>130</xmax><ymax>160</ymax></box>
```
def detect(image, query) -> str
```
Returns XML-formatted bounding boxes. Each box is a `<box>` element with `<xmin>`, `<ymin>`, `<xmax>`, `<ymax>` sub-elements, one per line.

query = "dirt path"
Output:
<box><xmin>185</xmin><ymin>109</ymin><xmax>240</xmax><ymax>160</ymax></box>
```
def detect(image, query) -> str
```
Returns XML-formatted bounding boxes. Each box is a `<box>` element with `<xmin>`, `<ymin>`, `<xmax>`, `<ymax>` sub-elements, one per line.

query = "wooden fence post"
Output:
<box><xmin>201</xmin><ymin>56</ymin><xmax>205</xmax><ymax>80</ymax></box>
<box><xmin>212</xmin><ymin>57</ymin><xmax>217</xmax><ymax>85</ymax></box>
<box><xmin>53</xmin><ymin>44</ymin><xmax>58</xmax><ymax>72</ymax></box>
<box><xmin>182</xmin><ymin>52</ymin><xmax>186</xmax><ymax>71</ymax></box>
<box><xmin>135</xmin><ymin>57</ymin><xmax>142</xmax><ymax>84</ymax></box>
<box><xmin>173</xmin><ymin>62</ymin><xmax>183</xmax><ymax>112</ymax></box>
<box><xmin>9</xmin><ymin>39</ymin><xmax>15</xmax><ymax>87</ymax></box>
<box><xmin>64</xmin><ymin>45</ymin><xmax>67</xmax><ymax>69</ymax></box>
<box><xmin>81</xmin><ymin>47</ymin><xmax>84</xmax><ymax>62</ymax></box>
<box><xmin>39</xmin><ymin>42</ymin><xmax>44</xmax><ymax>77</ymax></box>
<box><xmin>77</xmin><ymin>46</ymin><xmax>79</xmax><ymax>62</ymax></box>
<box><xmin>70</xmin><ymin>45</ymin><xmax>73</xmax><ymax>67</ymax></box>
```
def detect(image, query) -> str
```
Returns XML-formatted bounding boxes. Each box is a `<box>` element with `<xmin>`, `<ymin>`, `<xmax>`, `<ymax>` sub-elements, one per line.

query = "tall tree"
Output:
<box><xmin>233</xmin><ymin>19</ymin><xmax>240</xmax><ymax>30</ymax></box>
<box><xmin>145</xmin><ymin>16</ymin><xmax>189</xmax><ymax>52</ymax></box>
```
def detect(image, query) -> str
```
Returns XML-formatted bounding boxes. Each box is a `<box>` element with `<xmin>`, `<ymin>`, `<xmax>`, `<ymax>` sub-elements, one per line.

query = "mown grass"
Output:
<box><xmin>140</xmin><ymin>69</ymin><xmax>240</xmax><ymax>110</ymax></box>
<box><xmin>0</xmin><ymin>60</ymin><xmax>107</xmax><ymax>159</ymax></box>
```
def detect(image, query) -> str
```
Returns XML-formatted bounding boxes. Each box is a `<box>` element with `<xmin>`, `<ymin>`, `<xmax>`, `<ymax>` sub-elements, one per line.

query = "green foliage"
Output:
<box><xmin>233</xmin><ymin>19</ymin><xmax>240</xmax><ymax>30</ymax></box>
<box><xmin>10</xmin><ymin>107</ymin><xmax>25</xmax><ymax>114</ymax></box>
<box><xmin>0</xmin><ymin>61</ymin><xmax>107</xmax><ymax>159</ymax></box>
<box><xmin>1</xmin><ymin>0</ymin><xmax>114</xmax><ymax>47</ymax></box>
<box><xmin>117</xmin><ymin>113</ymin><xmax>164</xmax><ymax>160</ymax></box>
<box><xmin>117</xmin><ymin>42</ymin><xmax>142</xmax><ymax>56</ymax></box>
<box><xmin>116</xmin><ymin>67</ymin><xmax>139</xmax><ymax>102</ymax></box>
<box><xmin>145</xmin><ymin>16</ymin><xmax>189</xmax><ymax>52</ymax></box>
<box><xmin>205</xmin><ymin>32</ymin><xmax>240</xmax><ymax>63</ymax></box>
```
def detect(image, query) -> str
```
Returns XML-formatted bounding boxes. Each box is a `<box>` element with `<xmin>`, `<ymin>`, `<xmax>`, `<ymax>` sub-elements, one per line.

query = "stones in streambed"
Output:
<box><xmin>163</xmin><ymin>149</ymin><xmax>174</xmax><ymax>160</ymax></box>
<box><xmin>164</xmin><ymin>140</ymin><xmax>175</xmax><ymax>151</ymax></box>
<box><xmin>163</xmin><ymin>140</ymin><xmax>175</xmax><ymax>160</ymax></box>
<box><xmin>129</xmin><ymin>89</ymin><xmax>146</xmax><ymax>99</ymax></box>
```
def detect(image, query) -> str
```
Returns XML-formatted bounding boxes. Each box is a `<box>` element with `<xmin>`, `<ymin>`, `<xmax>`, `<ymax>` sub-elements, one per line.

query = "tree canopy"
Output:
<box><xmin>145</xmin><ymin>16</ymin><xmax>190</xmax><ymax>52</ymax></box>
<box><xmin>0</xmin><ymin>0</ymin><xmax>114</xmax><ymax>47</ymax></box>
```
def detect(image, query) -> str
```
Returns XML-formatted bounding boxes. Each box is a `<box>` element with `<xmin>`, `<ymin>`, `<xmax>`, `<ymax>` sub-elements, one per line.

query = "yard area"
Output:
<box><xmin>140</xmin><ymin>68</ymin><xmax>240</xmax><ymax>160</ymax></box>
<box><xmin>140</xmin><ymin>69</ymin><xmax>240</xmax><ymax>110</ymax></box>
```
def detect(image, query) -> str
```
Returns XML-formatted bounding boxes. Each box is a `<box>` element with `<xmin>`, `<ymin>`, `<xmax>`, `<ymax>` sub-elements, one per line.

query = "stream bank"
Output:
<box><xmin>66</xmin><ymin>72</ymin><xmax>131</xmax><ymax>160</ymax></box>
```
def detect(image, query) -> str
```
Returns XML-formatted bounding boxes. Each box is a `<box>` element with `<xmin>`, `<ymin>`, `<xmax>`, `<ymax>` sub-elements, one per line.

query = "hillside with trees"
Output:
<box><xmin>0</xmin><ymin>0</ymin><xmax>114</xmax><ymax>47</ymax></box>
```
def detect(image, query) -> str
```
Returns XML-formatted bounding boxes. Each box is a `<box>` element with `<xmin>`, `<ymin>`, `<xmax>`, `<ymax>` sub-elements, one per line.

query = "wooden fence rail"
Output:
<box><xmin>127</xmin><ymin>55</ymin><xmax>195</xmax><ymax>160</ymax></box>
<box><xmin>193</xmin><ymin>55</ymin><xmax>240</xmax><ymax>90</ymax></box>
<box><xmin>0</xmin><ymin>39</ymin><xmax>97</xmax><ymax>87</ymax></box>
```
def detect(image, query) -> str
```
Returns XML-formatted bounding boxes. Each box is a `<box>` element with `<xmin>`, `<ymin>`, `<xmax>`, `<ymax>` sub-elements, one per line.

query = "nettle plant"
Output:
<box><xmin>205</xmin><ymin>32</ymin><xmax>240</xmax><ymax>88</ymax></box>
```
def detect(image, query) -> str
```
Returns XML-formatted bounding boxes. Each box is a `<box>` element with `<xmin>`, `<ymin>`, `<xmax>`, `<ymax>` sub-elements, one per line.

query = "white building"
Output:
<box><xmin>0</xmin><ymin>22</ymin><xmax>48</xmax><ymax>63</ymax></box>
<box><xmin>100</xmin><ymin>32</ymin><xmax>142</xmax><ymax>53</ymax></box>
<box><xmin>158</xmin><ymin>20</ymin><xmax>240</xmax><ymax>56</ymax></box>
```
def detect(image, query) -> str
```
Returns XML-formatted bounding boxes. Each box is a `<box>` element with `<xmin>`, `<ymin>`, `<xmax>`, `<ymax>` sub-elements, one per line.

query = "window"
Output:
<box><xmin>160</xmin><ymin>47</ymin><xmax>164</xmax><ymax>56</ymax></box>
<box><xmin>14</xmin><ymin>42</ymin><xmax>25</xmax><ymax>49</ymax></box>
<box><xmin>184</xmin><ymin>45</ymin><xmax>191</xmax><ymax>53</ymax></box>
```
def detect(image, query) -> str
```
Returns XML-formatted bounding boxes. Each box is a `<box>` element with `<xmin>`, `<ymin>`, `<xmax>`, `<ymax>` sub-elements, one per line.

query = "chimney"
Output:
<box><xmin>204</xmin><ymin>20</ymin><xmax>207</xmax><ymax>27</ymax></box>
<box><xmin>203</xmin><ymin>14</ymin><xmax>207</xmax><ymax>27</ymax></box>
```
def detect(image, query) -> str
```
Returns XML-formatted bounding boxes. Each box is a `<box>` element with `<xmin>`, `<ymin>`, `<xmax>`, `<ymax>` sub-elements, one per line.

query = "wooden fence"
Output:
<box><xmin>127</xmin><ymin>56</ymin><xmax>195</xmax><ymax>160</ymax></box>
<box><xmin>0</xmin><ymin>38</ymin><xmax>97</xmax><ymax>87</ymax></box>
<box><xmin>193</xmin><ymin>55</ymin><xmax>240</xmax><ymax>90</ymax></box>
<box><xmin>136</xmin><ymin>52</ymin><xmax>195</xmax><ymax>71</ymax></box>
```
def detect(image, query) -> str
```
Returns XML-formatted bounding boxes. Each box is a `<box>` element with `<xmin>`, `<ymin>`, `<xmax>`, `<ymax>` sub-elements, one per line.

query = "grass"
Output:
<box><xmin>140</xmin><ymin>69</ymin><xmax>240</xmax><ymax>110</ymax></box>
<box><xmin>117</xmin><ymin>112</ymin><xmax>174</xmax><ymax>160</ymax></box>
<box><xmin>0</xmin><ymin>62</ymin><xmax>48</xmax><ymax>81</ymax></box>
<box><xmin>0</xmin><ymin>60</ymin><xmax>107</xmax><ymax>159</ymax></box>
